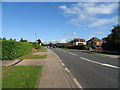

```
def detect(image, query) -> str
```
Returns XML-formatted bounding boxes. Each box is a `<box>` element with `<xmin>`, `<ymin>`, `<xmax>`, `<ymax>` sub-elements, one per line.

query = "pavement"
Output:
<box><xmin>1</xmin><ymin>59</ymin><xmax>22</xmax><ymax>66</ymax></box>
<box><xmin>2</xmin><ymin>49</ymin><xmax>73</xmax><ymax>88</ymax></box>
<box><xmin>52</xmin><ymin>48</ymin><xmax>119</xmax><ymax>88</ymax></box>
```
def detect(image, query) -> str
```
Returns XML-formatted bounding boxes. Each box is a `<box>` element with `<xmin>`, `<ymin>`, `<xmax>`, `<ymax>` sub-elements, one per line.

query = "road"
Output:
<box><xmin>52</xmin><ymin>48</ymin><xmax>119</xmax><ymax>89</ymax></box>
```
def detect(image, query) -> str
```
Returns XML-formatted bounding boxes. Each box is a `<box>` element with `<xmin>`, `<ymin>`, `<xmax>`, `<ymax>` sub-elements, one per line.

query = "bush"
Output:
<box><xmin>29</xmin><ymin>42</ymin><xmax>41</xmax><ymax>49</ymax></box>
<box><xmin>84</xmin><ymin>46</ymin><xmax>90</xmax><ymax>50</ymax></box>
<box><xmin>67</xmin><ymin>45</ymin><xmax>85</xmax><ymax>50</ymax></box>
<box><xmin>2</xmin><ymin>40</ymin><xmax>33</xmax><ymax>60</ymax></box>
<box><xmin>56</xmin><ymin>45</ymin><xmax>85</xmax><ymax>50</ymax></box>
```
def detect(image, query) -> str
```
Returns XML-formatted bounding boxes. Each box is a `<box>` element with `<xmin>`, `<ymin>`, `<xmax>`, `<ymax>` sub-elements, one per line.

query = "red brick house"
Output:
<box><xmin>87</xmin><ymin>37</ymin><xmax>102</xmax><ymax>46</ymax></box>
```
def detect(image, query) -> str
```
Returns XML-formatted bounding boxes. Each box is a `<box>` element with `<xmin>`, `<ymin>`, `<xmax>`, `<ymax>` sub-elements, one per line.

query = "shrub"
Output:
<box><xmin>29</xmin><ymin>42</ymin><xmax>41</xmax><ymax>49</ymax></box>
<box><xmin>56</xmin><ymin>45</ymin><xmax>85</xmax><ymax>50</ymax></box>
<box><xmin>2</xmin><ymin>40</ymin><xmax>33</xmax><ymax>60</ymax></box>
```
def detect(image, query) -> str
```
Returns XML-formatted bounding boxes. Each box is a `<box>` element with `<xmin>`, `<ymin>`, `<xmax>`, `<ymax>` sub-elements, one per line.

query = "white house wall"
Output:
<box><xmin>73</xmin><ymin>42</ymin><xmax>86</xmax><ymax>45</ymax></box>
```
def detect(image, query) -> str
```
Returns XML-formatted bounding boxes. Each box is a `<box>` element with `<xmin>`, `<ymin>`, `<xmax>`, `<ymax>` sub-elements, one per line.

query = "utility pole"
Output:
<box><xmin>35</xmin><ymin>33</ymin><xmax>37</xmax><ymax>41</ymax></box>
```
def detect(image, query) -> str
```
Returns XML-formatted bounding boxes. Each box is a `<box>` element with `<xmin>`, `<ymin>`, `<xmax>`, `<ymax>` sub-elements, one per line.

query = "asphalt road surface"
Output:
<box><xmin>52</xmin><ymin>48</ymin><xmax>119</xmax><ymax>89</ymax></box>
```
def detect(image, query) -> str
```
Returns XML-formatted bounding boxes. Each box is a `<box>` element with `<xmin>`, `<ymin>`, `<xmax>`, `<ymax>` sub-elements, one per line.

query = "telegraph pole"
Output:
<box><xmin>35</xmin><ymin>33</ymin><xmax>37</xmax><ymax>42</ymax></box>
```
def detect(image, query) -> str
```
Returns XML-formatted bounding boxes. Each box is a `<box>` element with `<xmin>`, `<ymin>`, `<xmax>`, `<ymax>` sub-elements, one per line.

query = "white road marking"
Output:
<box><xmin>59</xmin><ymin>60</ymin><xmax>62</xmax><ymax>62</ymax></box>
<box><xmin>62</xmin><ymin>50</ymin><xmax>67</xmax><ymax>53</ymax></box>
<box><xmin>54</xmin><ymin>54</ymin><xmax>60</xmax><ymax>59</ymax></box>
<box><xmin>73</xmin><ymin>78</ymin><xmax>83</xmax><ymax>89</ymax></box>
<box><xmin>65</xmin><ymin>68</ymin><xmax>70</xmax><ymax>73</ymax></box>
<box><xmin>68</xmin><ymin>52</ymin><xmax>77</xmax><ymax>56</ymax></box>
<box><xmin>62</xmin><ymin>63</ymin><xmax>65</xmax><ymax>66</ymax></box>
<box><xmin>80</xmin><ymin>57</ymin><xmax>120</xmax><ymax>69</ymax></box>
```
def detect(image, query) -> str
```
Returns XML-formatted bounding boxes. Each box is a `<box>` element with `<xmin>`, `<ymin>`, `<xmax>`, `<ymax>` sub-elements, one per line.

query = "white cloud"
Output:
<box><xmin>89</xmin><ymin>16</ymin><xmax>118</xmax><ymax>27</ymax></box>
<box><xmin>59</xmin><ymin>2</ymin><xmax>118</xmax><ymax>27</ymax></box>
<box><xmin>59</xmin><ymin>39</ymin><xmax>67</xmax><ymax>43</ymax></box>
<box><xmin>63</xmin><ymin>32</ymin><xmax>77</xmax><ymax>40</ymax></box>
<box><xmin>91</xmin><ymin>32</ymin><xmax>104</xmax><ymax>36</ymax></box>
<box><xmin>51</xmin><ymin>40</ymin><xmax>57</xmax><ymax>42</ymax></box>
<box><xmin>43</xmin><ymin>39</ymin><xmax>67</xmax><ymax>44</ymax></box>
<box><xmin>73</xmin><ymin>32</ymin><xmax>77</xmax><ymax>35</ymax></box>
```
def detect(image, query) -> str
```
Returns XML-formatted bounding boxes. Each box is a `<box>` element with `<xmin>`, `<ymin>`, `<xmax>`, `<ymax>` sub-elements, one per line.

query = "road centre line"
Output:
<box><xmin>62</xmin><ymin>50</ymin><xmax>67</xmax><ymax>53</ymax></box>
<box><xmin>68</xmin><ymin>52</ymin><xmax>77</xmax><ymax>56</ymax></box>
<box><xmin>80</xmin><ymin>57</ymin><xmax>120</xmax><ymax>69</ymax></box>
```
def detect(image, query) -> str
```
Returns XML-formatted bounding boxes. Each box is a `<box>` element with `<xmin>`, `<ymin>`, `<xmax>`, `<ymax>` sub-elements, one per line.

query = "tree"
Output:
<box><xmin>20</xmin><ymin>38</ymin><xmax>28</xmax><ymax>42</ymax></box>
<box><xmin>0</xmin><ymin>38</ymin><xmax>2</xmax><ymax>40</ymax></box>
<box><xmin>49</xmin><ymin>43</ymin><xmax>52</xmax><ymax>47</ymax></box>
<box><xmin>102</xmin><ymin>25</ymin><xmax>120</xmax><ymax>51</ymax></box>
<box><xmin>3</xmin><ymin>37</ymin><xmax>6</xmax><ymax>40</ymax></box>
<box><xmin>20</xmin><ymin>38</ymin><xmax>24</xmax><ymax>42</ymax></box>
<box><xmin>9</xmin><ymin>38</ymin><xmax>13</xmax><ymax>41</ymax></box>
<box><xmin>14</xmin><ymin>39</ymin><xmax>16</xmax><ymax>41</ymax></box>
<box><xmin>37</xmin><ymin>39</ymin><xmax>42</xmax><ymax>45</ymax></box>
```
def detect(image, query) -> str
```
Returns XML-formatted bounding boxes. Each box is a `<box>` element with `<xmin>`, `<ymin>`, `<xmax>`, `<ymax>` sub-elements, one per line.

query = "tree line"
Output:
<box><xmin>102</xmin><ymin>25</ymin><xmax>120</xmax><ymax>51</ymax></box>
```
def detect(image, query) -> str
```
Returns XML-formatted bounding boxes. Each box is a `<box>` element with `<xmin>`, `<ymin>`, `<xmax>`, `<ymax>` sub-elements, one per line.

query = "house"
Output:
<box><xmin>87</xmin><ymin>37</ymin><xmax>103</xmax><ymax>46</ymax></box>
<box><xmin>68</xmin><ymin>40</ymin><xmax>74</xmax><ymax>45</ymax></box>
<box><xmin>69</xmin><ymin>38</ymin><xmax>86</xmax><ymax>45</ymax></box>
<box><xmin>56</xmin><ymin>43</ymin><xmax>68</xmax><ymax>46</ymax></box>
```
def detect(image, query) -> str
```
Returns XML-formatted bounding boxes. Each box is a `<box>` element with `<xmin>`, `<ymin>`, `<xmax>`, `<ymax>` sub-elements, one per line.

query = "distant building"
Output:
<box><xmin>56</xmin><ymin>43</ymin><xmax>68</xmax><ymax>46</ymax></box>
<box><xmin>87</xmin><ymin>37</ymin><xmax>103</xmax><ymax>46</ymax></box>
<box><xmin>69</xmin><ymin>38</ymin><xmax>86</xmax><ymax>45</ymax></box>
<box><xmin>68</xmin><ymin>40</ymin><xmax>74</xmax><ymax>45</ymax></box>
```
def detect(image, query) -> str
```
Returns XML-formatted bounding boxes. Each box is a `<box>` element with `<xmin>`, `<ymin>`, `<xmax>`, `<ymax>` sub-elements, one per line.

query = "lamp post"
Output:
<box><xmin>35</xmin><ymin>33</ymin><xmax>37</xmax><ymax>42</ymax></box>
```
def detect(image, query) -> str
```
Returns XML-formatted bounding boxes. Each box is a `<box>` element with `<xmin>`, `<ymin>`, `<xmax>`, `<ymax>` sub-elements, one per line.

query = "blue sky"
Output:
<box><xmin>2</xmin><ymin>2</ymin><xmax>118</xmax><ymax>43</ymax></box>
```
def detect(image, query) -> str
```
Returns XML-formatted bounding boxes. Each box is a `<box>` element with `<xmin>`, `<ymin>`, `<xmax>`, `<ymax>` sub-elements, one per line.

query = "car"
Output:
<box><xmin>50</xmin><ymin>46</ymin><xmax>53</xmax><ymax>49</ymax></box>
<box><xmin>53</xmin><ymin>46</ymin><xmax>56</xmax><ymax>48</ymax></box>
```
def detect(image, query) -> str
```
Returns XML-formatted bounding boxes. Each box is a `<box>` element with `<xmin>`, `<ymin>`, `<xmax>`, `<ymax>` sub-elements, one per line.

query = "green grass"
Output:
<box><xmin>84</xmin><ymin>51</ymin><xmax>107</xmax><ymax>55</ymax></box>
<box><xmin>2</xmin><ymin>66</ymin><xmax>43</xmax><ymax>88</ymax></box>
<box><xmin>17</xmin><ymin>54</ymin><xmax>47</xmax><ymax>59</ymax></box>
<box><xmin>83</xmin><ymin>51</ymin><xmax>120</xmax><ymax>55</ymax></box>
<box><xmin>31</xmin><ymin>55</ymin><xmax>47</xmax><ymax>59</ymax></box>
<box><xmin>35</xmin><ymin>48</ymin><xmax>47</xmax><ymax>52</ymax></box>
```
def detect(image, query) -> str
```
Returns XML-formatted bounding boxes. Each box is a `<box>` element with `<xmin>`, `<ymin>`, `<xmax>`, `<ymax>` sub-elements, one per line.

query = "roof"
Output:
<box><xmin>74</xmin><ymin>38</ymin><xmax>86</xmax><ymax>42</ymax></box>
<box><xmin>87</xmin><ymin>37</ymin><xmax>102</xmax><ymax>42</ymax></box>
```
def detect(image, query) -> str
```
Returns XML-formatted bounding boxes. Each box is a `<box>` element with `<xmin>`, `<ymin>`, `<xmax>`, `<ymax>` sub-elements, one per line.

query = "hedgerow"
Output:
<box><xmin>2</xmin><ymin>40</ymin><xmax>33</xmax><ymax>60</ymax></box>
<box><xmin>56</xmin><ymin>45</ymin><xmax>85</xmax><ymax>50</ymax></box>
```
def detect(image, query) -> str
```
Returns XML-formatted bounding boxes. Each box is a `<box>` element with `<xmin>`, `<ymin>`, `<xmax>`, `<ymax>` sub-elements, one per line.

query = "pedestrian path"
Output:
<box><xmin>5</xmin><ymin>49</ymin><xmax>71</xmax><ymax>88</ymax></box>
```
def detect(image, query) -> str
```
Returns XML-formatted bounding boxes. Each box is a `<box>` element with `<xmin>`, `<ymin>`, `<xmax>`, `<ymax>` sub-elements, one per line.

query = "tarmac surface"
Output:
<box><xmin>52</xmin><ymin>48</ymin><xmax>119</xmax><ymax>88</ymax></box>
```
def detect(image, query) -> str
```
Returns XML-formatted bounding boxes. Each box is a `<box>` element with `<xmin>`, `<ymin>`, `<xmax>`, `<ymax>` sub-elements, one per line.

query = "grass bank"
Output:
<box><xmin>83</xmin><ymin>51</ymin><xmax>120</xmax><ymax>55</ymax></box>
<box><xmin>2</xmin><ymin>66</ymin><xmax>43</xmax><ymax>88</ymax></box>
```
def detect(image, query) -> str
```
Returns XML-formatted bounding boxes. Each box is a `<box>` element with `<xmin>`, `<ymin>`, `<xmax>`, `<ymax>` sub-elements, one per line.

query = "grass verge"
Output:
<box><xmin>2</xmin><ymin>66</ymin><xmax>43</xmax><ymax>88</ymax></box>
<box><xmin>35</xmin><ymin>48</ymin><xmax>47</xmax><ymax>52</ymax></box>
<box><xmin>83</xmin><ymin>51</ymin><xmax>107</xmax><ymax>55</ymax></box>
<box><xmin>17</xmin><ymin>54</ymin><xmax>47</xmax><ymax>59</ymax></box>
<box><xmin>83</xmin><ymin>51</ymin><xmax>120</xmax><ymax>55</ymax></box>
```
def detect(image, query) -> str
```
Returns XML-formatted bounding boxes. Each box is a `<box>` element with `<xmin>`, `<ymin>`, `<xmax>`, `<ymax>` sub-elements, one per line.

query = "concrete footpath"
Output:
<box><xmin>3</xmin><ymin>49</ymin><xmax>72</xmax><ymax>88</ymax></box>
<box><xmin>37</xmin><ymin>49</ymin><xmax>71</xmax><ymax>88</ymax></box>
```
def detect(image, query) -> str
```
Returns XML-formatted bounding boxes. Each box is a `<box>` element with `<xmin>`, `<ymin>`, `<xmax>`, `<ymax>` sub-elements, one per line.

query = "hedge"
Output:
<box><xmin>2</xmin><ymin>40</ymin><xmax>33</xmax><ymax>60</ymax></box>
<box><xmin>56</xmin><ymin>45</ymin><xmax>85</xmax><ymax>50</ymax></box>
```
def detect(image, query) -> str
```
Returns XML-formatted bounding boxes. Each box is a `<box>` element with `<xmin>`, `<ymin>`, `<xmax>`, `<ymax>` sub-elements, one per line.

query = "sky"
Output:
<box><xmin>2</xmin><ymin>2</ymin><xmax>118</xmax><ymax>43</ymax></box>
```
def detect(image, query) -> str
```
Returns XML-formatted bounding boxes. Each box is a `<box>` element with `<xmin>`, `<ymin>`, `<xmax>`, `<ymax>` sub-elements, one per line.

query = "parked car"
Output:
<box><xmin>53</xmin><ymin>46</ymin><xmax>56</xmax><ymax>48</ymax></box>
<box><xmin>90</xmin><ymin>46</ymin><xmax>96</xmax><ymax>49</ymax></box>
<box><xmin>50</xmin><ymin>46</ymin><xmax>53</xmax><ymax>49</ymax></box>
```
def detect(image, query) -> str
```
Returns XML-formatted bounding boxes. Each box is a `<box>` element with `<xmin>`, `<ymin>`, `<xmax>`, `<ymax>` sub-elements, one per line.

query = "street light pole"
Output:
<box><xmin>35</xmin><ymin>33</ymin><xmax>37</xmax><ymax>42</ymax></box>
